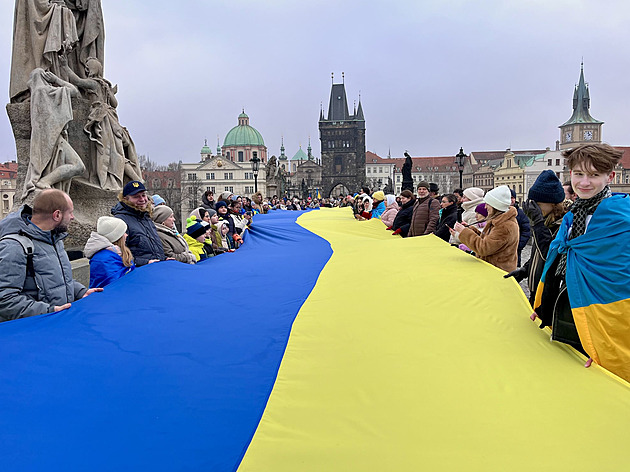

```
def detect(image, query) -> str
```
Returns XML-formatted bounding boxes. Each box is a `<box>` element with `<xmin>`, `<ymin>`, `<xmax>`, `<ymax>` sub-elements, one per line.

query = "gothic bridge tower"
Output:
<box><xmin>319</xmin><ymin>74</ymin><xmax>366</xmax><ymax>197</ymax></box>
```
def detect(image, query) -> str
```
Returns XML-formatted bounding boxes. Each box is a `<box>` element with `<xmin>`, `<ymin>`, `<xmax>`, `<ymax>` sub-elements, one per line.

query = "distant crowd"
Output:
<box><xmin>0</xmin><ymin>144</ymin><xmax>629</xmax><ymax>383</ymax></box>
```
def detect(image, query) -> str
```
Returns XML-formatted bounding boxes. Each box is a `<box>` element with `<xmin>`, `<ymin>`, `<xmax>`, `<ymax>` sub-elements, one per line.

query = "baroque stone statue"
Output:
<box><xmin>10</xmin><ymin>0</ymin><xmax>105</xmax><ymax>104</ymax></box>
<box><xmin>22</xmin><ymin>68</ymin><xmax>86</xmax><ymax>198</ymax></box>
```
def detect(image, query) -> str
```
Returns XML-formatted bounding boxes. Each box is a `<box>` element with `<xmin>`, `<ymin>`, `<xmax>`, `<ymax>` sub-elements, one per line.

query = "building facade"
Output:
<box><xmin>319</xmin><ymin>78</ymin><xmax>366</xmax><ymax>197</ymax></box>
<box><xmin>0</xmin><ymin>161</ymin><xmax>18</xmax><ymax>220</ymax></box>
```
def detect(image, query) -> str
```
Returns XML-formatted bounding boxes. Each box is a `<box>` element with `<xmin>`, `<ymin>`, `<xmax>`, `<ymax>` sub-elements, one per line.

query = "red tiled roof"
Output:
<box><xmin>390</xmin><ymin>156</ymin><xmax>458</xmax><ymax>172</ymax></box>
<box><xmin>365</xmin><ymin>151</ymin><xmax>396</xmax><ymax>164</ymax></box>
<box><xmin>471</xmin><ymin>150</ymin><xmax>547</xmax><ymax>162</ymax></box>
<box><xmin>615</xmin><ymin>146</ymin><xmax>630</xmax><ymax>169</ymax></box>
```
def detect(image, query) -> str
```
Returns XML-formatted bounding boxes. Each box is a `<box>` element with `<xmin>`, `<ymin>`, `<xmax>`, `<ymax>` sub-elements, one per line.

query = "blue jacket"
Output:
<box><xmin>371</xmin><ymin>201</ymin><xmax>386</xmax><ymax>220</ymax></box>
<box><xmin>111</xmin><ymin>202</ymin><xmax>165</xmax><ymax>266</ymax></box>
<box><xmin>514</xmin><ymin>205</ymin><xmax>531</xmax><ymax>251</ymax></box>
<box><xmin>89</xmin><ymin>248</ymin><xmax>135</xmax><ymax>288</ymax></box>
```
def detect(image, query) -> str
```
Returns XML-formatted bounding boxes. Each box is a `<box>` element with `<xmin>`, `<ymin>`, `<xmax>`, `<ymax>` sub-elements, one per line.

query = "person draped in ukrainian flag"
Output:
<box><xmin>534</xmin><ymin>143</ymin><xmax>630</xmax><ymax>383</ymax></box>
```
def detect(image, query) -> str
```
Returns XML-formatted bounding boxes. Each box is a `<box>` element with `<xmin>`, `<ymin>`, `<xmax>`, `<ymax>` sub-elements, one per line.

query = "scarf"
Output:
<box><xmin>555</xmin><ymin>185</ymin><xmax>611</xmax><ymax>278</ymax></box>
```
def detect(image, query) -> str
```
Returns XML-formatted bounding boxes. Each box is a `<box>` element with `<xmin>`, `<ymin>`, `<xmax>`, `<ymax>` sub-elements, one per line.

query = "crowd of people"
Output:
<box><xmin>0</xmin><ymin>144</ymin><xmax>628</xmax><ymax>382</ymax></box>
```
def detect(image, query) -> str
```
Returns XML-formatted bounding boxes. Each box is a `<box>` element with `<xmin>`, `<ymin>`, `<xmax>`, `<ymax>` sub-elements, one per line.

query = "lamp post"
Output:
<box><xmin>251</xmin><ymin>154</ymin><xmax>260</xmax><ymax>193</ymax></box>
<box><xmin>456</xmin><ymin>147</ymin><xmax>467</xmax><ymax>189</ymax></box>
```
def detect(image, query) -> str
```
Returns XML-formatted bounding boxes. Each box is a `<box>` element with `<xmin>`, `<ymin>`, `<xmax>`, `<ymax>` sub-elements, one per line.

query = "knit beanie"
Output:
<box><xmin>152</xmin><ymin>205</ymin><xmax>173</xmax><ymax>224</ymax></box>
<box><xmin>417</xmin><ymin>181</ymin><xmax>429</xmax><ymax>190</ymax></box>
<box><xmin>528</xmin><ymin>169</ymin><xmax>565</xmax><ymax>204</ymax></box>
<box><xmin>97</xmin><ymin>216</ymin><xmax>127</xmax><ymax>243</ymax></box>
<box><xmin>220</xmin><ymin>191</ymin><xmax>232</xmax><ymax>201</ymax></box>
<box><xmin>215</xmin><ymin>201</ymin><xmax>228</xmax><ymax>210</ymax></box>
<box><xmin>205</xmin><ymin>208</ymin><xmax>217</xmax><ymax>218</ymax></box>
<box><xmin>372</xmin><ymin>190</ymin><xmax>385</xmax><ymax>202</ymax></box>
<box><xmin>475</xmin><ymin>203</ymin><xmax>488</xmax><ymax>218</ymax></box>
<box><xmin>151</xmin><ymin>194</ymin><xmax>165</xmax><ymax>206</ymax></box>
<box><xmin>429</xmin><ymin>183</ymin><xmax>439</xmax><ymax>194</ymax></box>
<box><xmin>186</xmin><ymin>217</ymin><xmax>206</xmax><ymax>239</ymax></box>
<box><xmin>463</xmin><ymin>187</ymin><xmax>484</xmax><ymax>201</ymax></box>
<box><xmin>484</xmin><ymin>185</ymin><xmax>511</xmax><ymax>212</ymax></box>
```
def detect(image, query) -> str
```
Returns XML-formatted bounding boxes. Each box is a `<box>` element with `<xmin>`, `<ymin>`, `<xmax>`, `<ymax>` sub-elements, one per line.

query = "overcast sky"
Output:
<box><xmin>1</xmin><ymin>0</ymin><xmax>629</xmax><ymax>166</ymax></box>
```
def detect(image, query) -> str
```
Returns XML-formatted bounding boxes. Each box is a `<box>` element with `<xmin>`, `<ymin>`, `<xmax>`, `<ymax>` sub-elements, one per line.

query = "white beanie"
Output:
<box><xmin>463</xmin><ymin>187</ymin><xmax>484</xmax><ymax>201</ymax></box>
<box><xmin>483</xmin><ymin>186</ymin><xmax>511</xmax><ymax>212</ymax></box>
<box><xmin>97</xmin><ymin>216</ymin><xmax>127</xmax><ymax>243</ymax></box>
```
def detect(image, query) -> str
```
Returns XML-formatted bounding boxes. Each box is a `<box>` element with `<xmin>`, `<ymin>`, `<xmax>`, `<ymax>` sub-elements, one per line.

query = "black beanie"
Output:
<box><xmin>528</xmin><ymin>170</ymin><xmax>565</xmax><ymax>204</ymax></box>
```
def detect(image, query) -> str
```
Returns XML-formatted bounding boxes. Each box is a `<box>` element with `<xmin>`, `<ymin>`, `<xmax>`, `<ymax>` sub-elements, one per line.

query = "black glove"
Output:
<box><xmin>504</xmin><ymin>267</ymin><xmax>526</xmax><ymax>282</ymax></box>
<box><xmin>522</xmin><ymin>200</ymin><xmax>544</xmax><ymax>226</ymax></box>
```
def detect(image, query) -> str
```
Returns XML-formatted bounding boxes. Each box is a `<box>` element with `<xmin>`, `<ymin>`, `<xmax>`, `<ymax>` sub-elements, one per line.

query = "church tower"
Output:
<box><xmin>319</xmin><ymin>74</ymin><xmax>366</xmax><ymax>196</ymax></box>
<box><xmin>559</xmin><ymin>64</ymin><xmax>603</xmax><ymax>150</ymax></box>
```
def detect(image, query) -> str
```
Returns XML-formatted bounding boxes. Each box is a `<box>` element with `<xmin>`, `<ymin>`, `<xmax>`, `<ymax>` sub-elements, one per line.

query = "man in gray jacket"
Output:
<box><xmin>0</xmin><ymin>189</ymin><xmax>102</xmax><ymax>322</ymax></box>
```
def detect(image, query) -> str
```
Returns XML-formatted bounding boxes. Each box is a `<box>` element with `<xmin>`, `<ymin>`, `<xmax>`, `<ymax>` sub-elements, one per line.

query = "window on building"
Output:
<box><xmin>548</xmin><ymin>159</ymin><xmax>552</xmax><ymax>166</ymax></box>
<box><xmin>396</xmin><ymin>175</ymin><xmax>400</xmax><ymax>182</ymax></box>
<box><xmin>187</xmin><ymin>173</ymin><xmax>196</xmax><ymax>180</ymax></box>
<box><xmin>556</xmin><ymin>159</ymin><xmax>560</xmax><ymax>166</ymax></box>
<box><xmin>379</xmin><ymin>167</ymin><xmax>382</xmax><ymax>173</ymax></box>
<box><xmin>238</xmin><ymin>151</ymin><xmax>244</xmax><ymax>162</ymax></box>
<box><xmin>225</xmin><ymin>186</ymin><xmax>234</xmax><ymax>192</ymax></box>
<box><xmin>206</xmin><ymin>187</ymin><xmax>211</xmax><ymax>192</ymax></box>
<box><xmin>210</xmin><ymin>172</ymin><xmax>215</xmax><ymax>180</ymax></box>
<box><xmin>205</xmin><ymin>173</ymin><xmax>211</xmax><ymax>180</ymax></box>
<box><xmin>211</xmin><ymin>186</ymin><xmax>216</xmax><ymax>193</ymax></box>
<box><xmin>367</xmin><ymin>167</ymin><xmax>371</xmax><ymax>173</ymax></box>
<box><xmin>519</xmin><ymin>184</ymin><xmax>522</xmax><ymax>193</ymax></box>
<box><xmin>3</xmin><ymin>200</ymin><xmax>8</xmax><ymax>210</ymax></box>
<box><xmin>245</xmin><ymin>186</ymin><xmax>254</xmax><ymax>193</ymax></box>
<box><xmin>334</xmin><ymin>156</ymin><xmax>343</xmax><ymax>173</ymax></box>
<box><xmin>226</xmin><ymin>152</ymin><xmax>231</xmax><ymax>159</ymax></box>
<box><xmin>224</xmin><ymin>172</ymin><xmax>233</xmax><ymax>180</ymax></box>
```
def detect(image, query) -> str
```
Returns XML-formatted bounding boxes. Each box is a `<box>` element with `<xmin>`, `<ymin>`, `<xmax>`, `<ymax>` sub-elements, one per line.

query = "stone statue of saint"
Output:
<box><xmin>60</xmin><ymin>55</ymin><xmax>143</xmax><ymax>191</ymax></box>
<box><xmin>23</xmin><ymin>68</ymin><xmax>86</xmax><ymax>199</ymax></box>
<box><xmin>10</xmin><ymin>0</ymin><xmax>105</xmax><ymax>103</ymax></box>
<box><xmin>402</xmin><ymin>151</ymin><xmax>414</xmax><ymax>192</ymax></box>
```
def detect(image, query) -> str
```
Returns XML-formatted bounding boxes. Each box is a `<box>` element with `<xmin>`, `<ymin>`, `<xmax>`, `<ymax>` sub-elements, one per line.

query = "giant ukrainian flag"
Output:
<box><xmin>1</xmin><ymin>208</ymin><xmax>629</xmax><ymax>471</ymax></box>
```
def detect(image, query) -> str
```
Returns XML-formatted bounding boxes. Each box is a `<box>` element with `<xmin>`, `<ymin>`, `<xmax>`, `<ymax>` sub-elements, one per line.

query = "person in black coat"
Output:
<box><xmin>111</xmin><ymin>181</ymin><xmax>166</xmax><ymax>266</ymax></box>
<box><xmin>434</xmin><ymin>194</ymin><xmax>459</xmax><ymax>242</ymax></box>
<box><xmin>510</xmin><ymin>189</ymin><xmax>531</xmax><ymax>266</ymax></box>
<box><xmin>390</xmin><ymin>190</ymin><xmax>415</xmax><ymax>237</ymax></box>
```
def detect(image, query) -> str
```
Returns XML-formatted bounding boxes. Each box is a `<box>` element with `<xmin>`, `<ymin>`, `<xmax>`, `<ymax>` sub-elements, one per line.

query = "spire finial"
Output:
<box><xmin>204</xmin><ymin>138</ymin><xmax>207</xmax><ymax>146</ymax></box>
<box><xmin>331</xmin><ymin>72</ymin><xmax>334</xmax><ymax>84</ymax></box>
<box><xmin>342</xmin><ymin>71</ymin><xmax>345</xmax><ymax>84</ymax></box>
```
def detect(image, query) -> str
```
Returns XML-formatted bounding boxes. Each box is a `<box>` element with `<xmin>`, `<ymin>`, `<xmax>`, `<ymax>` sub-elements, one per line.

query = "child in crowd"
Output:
<box><xmin>183</xmin><ymin>217</ymin><xmax>212</xmax><ymax>262</ymax></box>
<box><xmin>84</xmin><ymin>216</ymin><xmax>135</xmax><ymax>288</ymax></box>
<box><xmin>533</xmin><ymin>144</ymin><xmax>630</xmax><ymax>382</ymax></box>
<box><xmin>451</xmin><ymin>185</ymin><xmax>519</xmax><ymax>272</ymax></box>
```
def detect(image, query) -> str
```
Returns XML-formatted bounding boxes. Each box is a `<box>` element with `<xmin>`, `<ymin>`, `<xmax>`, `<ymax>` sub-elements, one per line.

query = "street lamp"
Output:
<box><xmin>251</xmin><ymin>154</ymin><xmax>260</xmax><ymax>193</ymax></box>
<box><xmin>456</xmin><ymin>147</ymin><xmax>467</xmax><ymax>189</ymax></box>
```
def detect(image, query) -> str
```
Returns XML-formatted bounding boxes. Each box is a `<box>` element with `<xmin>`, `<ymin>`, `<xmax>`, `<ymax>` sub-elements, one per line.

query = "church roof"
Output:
<box><xmin>291</xmin><ymin>147</ymin><xmax>308</xmax><ymax>161</ymax></box>
<box><xmin>223</xmin><ymin>111</ymin><xmax>265</xmax><ymax>147</ymax></box>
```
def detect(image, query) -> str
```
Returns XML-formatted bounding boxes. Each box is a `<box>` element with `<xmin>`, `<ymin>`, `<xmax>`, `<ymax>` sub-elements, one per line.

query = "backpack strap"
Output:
<box><xmin>0</xmin><ymin>232</ymin><xmax>35</xmax><ymax>278</ymax></box>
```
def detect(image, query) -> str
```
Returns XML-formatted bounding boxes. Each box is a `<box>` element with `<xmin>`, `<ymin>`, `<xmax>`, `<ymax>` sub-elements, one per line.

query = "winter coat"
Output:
<box><xmin>514</xmin><ymin>204</ymin><xmax>531</xmax><ymax>251</ymax></box>
<box><xmin>434</xmin><ymin>203</ymin><xmax>458</xmax><ymax>242</ymax></box>
<box><xmin>458</xmin><ymin>206</ymin><xmax>519</xmax><ymax>272</ymax></box>
<box><xmin>371</xmin><ymin>201</ymin><xmax>386</xmax><ymax>220</ymax></box>
<box><xmin>0</xmin><ymin>205</ymin><xmax>87</xmax><ymax>321</ymax></box>
<box><xmin>84</xmin><ymin>232</ymin><xmax>135</xmax><ymax>288</ymax></box>
<box><xmin>111</xmin><ymin>201</ymin><xmax>165</xmax><ymax>266</ymax></box>
<box><xmin>380</xmin><ymin>202</ymin><xmax>400</xmax><ymax>227</ymax></box>
<box><xmin>209</xmin><ymin>224</ymin><xmax>227</xmax><ymax>254</ymax></box>
<box><xmin>391</xmin><ymin>199</ymin><xmax>415</xmax><ymax>237</ymax></box>
<box><xmin>408</xmin><ymin>197</ymin><xmax>440</xmax><ymax>237</ymax></box>
<box><xmin>183</xmin><ymin>233</ymin><xmax>211</xmax><ymax>262</ymax></box>
<box><xmin>153</xmin><ymin>222</ymin><xmax>196</xmax><ymax>264</ymax></box>
<box><xmin>201</xmin><ymin>194</ymin><xmax>215</xmax><ymax>210</ymax></box>
<box><xmin>230</xmin><ymin>211</ymin><xmax>248</xmax><ymax>234</ymax></box>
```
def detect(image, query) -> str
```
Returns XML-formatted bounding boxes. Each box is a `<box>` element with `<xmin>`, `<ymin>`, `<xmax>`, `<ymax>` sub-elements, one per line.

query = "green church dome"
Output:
<box><xmin>223</xmin><ymin>111</ymin><xmax>265</xmax><ymax>147</ymax></box>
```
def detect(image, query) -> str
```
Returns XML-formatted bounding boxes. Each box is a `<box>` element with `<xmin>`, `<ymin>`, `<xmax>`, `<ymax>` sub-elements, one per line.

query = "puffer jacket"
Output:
<box><xmin>380</xmin><ymin>202</ymin><xmax>400</xmax><ymax>227</ymax></box>
<box><xmin>183</xmin><ymin>233</ymin><xmax>210</xmax><ymax>262</ymax></box>
<box><xmin>408</xmin><ymin>197</ymin><xmax>440</xmax><ymax>237</ymax></box>
<box><xmin>111</xmin><ymin>201</ymin><xmax>165</xmax><ymax>266</ymax></box>
<box><xmin>391</xmin><ymin>199</ymin><xmax>415</xmax><ymax>237</ymax></box>
<box><xmin>84</xmin><ymin>232</ymin><xmax>135</xmax><ymax>288</ymax></box>
<box><xmin>0</xmin><ymin>205</ymin><xmax>87</xmax><ymax>321</ymax></box>
<box><xmin>458</xmin><ymin>206</ymin><xmax>519</xmax><ymax>272</ymax></box>
<box><xmin>153</xmin><ymin>222</ymin><xmax>196</xmax><ymax>264</ymax></box>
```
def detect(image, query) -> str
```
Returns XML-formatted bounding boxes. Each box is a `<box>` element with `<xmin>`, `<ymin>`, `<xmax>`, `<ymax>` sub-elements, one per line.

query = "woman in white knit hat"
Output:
<box><xmin>83</xmin><ymin>216</ymin><xmax>135</xmax><ymax>288</ymax></box>
<box><xmin>450</xmin><ymin>185</ymin><xmax>519</xmax><ymax>272</ymax></box>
